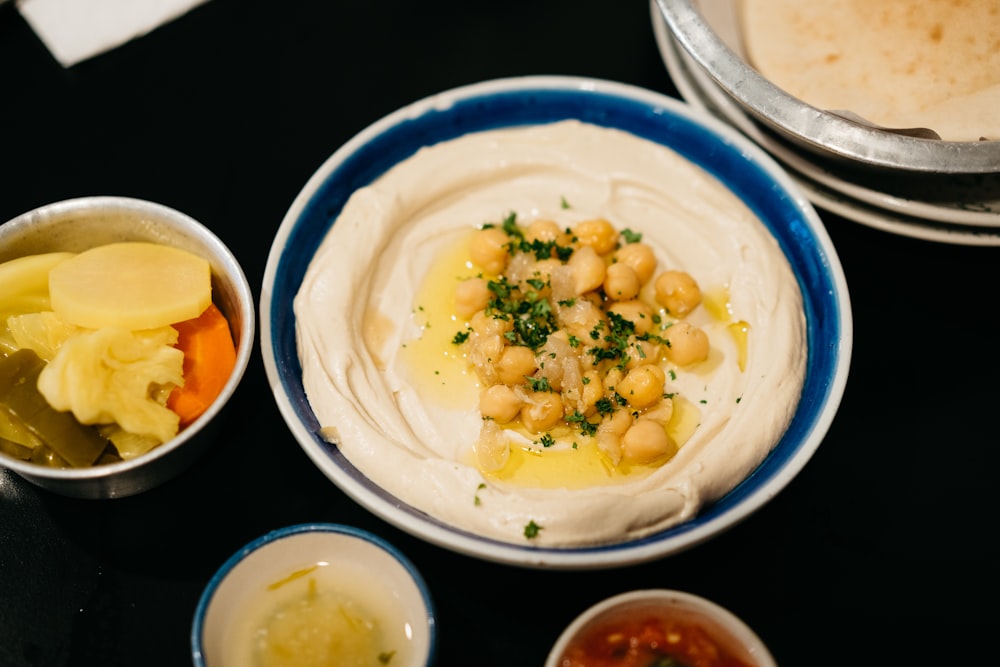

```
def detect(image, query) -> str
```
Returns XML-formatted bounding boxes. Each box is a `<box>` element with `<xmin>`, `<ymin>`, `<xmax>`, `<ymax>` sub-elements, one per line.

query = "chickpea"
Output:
<box><xmin>479</xmin><ymin>384</ymin><xmax>523</xmax><ymax>424</ymax></box>
<box><xmin>496</xmin><ymin>345</ymin><xmax>537</xmax><ymax>385</ymax></box>
<box><xmin>642</xmin><ymin>397</ymin><xmax>674</xmax><ymax>426</ymax></box>
<box><xmin>524</xmin><ymin>219</ymin><xmax>562</xmax><ymax>244</ymax></box>
<box><xmin>469</xmin><ymin>309</ymin><xmax>512</xmax><ymax>338</ymax></box>
<box><xmin>603</xmin><ymin>262</ymin><xmax>640</xmax><ymax>301</ymax></box>
<box><xmin>580</xmin><ymin>369</ymin><xmax>604</xmax><ymax>415</ymax></box>
<box><xmin>556</xmin><ymin>299</ymin><xmax>607</xmax><ymax>348</ymax></box>
<box><xmin>454</xmin><ymin>277</ymin><xmax>491</xmax><ymax>319</ymax></box>
<box><xmin>469</xmin><ymin>227</ymin><xmax>510</xmax><ymax>275</ymax></box>
<box><xmin>520</xmin><ymin>391</ymin><xmax>564</xmax><ymax>433</ymax></box>
<box><xmin>663</xmin><ymin>320</ymin><xmax>710</xmax><ymax>366</ymax></box>
<box><xmin>606</xmin><ymin>300</ymin><xmax>654</xmax><ymax>335</ymax></box>
<box><xmin>568</xmin><ymin>245</ymin><xmax>606</xmax><ymax>295</ymax></box>
<box><xmin>618</xmin><ymin>364</ymin><xmax>666</xmax><ymax>409</ymax></box>
<box><xmin>519</xmin><ymin>258</ymin><xmax>560</xmax><ymax>298</ymax></box>
<box><xmin>621</xmin><ymin>419</ymin><xmax>677</xmax><ymax>464</ymax></box>
<box><xmin>466</xmin><ymin>311</ymin><xmax>511</xmax><ymax>385</ymax></box>
<box><xmin>654</xmin><ymin>270</ymin><xmax>701</xmax><ymax>316</ymax></box>
<box><xmin>595</xmin><ymin>407</ymin><xmax>633</xmax><ymax>465</ymax></box>
<box><xmin>603</xmin><ymin>367</ymin><xmax>624</xmax><ymax>395</ymax></box>
<box><xmin>572</xmin><ymin>218</ymin><xmax>618</xmax><ymax>255</ymax></box>
<box><xmin>614</xmin><ymin>242</ymin><xmax>657</xmax><ymax>285</ymax></box>
<box><xmin>622</xmin><ymin>337</ymin><xmax>661</xmax><ymax>371</ymax></box>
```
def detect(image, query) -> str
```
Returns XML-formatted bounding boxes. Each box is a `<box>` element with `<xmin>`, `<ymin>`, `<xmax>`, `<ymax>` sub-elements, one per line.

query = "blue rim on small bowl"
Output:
<box><xmin>191</xmin><ymin>522</ymin><xmax>437</xmax><ymax>666</ymax></box>
<box><xmin>260</xmin><ymin>75</ymin><xmax>852</xmax><ymax>569</ymax></box>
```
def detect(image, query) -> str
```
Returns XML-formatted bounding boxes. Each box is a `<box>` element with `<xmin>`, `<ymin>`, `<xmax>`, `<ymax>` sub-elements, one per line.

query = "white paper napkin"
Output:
<box><xmin>17</xmin><ymin>0</ymin><xmax>212</xmax><ymax>67</ymax></box>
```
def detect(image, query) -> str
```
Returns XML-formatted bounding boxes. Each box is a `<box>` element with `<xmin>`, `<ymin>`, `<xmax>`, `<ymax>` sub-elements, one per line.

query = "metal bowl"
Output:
<box><xmin>654</xmin><ymin>0</ymin><xmax>1000</xmax><ymax>174</ymax></box>
<box><xmin>0</xmin><ymin>196</ymin><xmax>255</xmax><ymax>499</ymax></box>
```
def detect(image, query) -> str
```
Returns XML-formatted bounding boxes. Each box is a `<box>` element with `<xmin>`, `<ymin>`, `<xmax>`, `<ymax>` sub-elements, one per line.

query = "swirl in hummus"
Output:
<box><xmin>294</xmin><ymin>120</ymin><xmax>806</xmax><ymax>547</ymax></box>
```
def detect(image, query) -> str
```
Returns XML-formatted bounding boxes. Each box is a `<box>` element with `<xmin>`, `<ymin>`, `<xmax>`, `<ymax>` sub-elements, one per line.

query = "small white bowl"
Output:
<box><xmin>0</xmin><ymin>196</ymin><xmax>254</xmax><ymax>499</ymax></box>
<box><xmin>546</xmin><ymin>589</ymin><xmax>776</xmax><ymax>667</ymax></box>
<box><xmin>191</xmin><ymin>523</ymin><xmax>436</xmax><ymax>667</ymax></box>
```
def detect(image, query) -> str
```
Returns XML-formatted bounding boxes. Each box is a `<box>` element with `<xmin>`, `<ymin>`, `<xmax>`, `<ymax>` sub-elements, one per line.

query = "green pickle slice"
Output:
<box><xmin>0</xmin><ymin>349</ymin><xmax>109</xmax><ymax>467</ymax></box>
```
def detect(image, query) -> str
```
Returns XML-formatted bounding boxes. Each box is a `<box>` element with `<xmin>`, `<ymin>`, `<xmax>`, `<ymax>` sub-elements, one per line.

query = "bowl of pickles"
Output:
<box><xmin>0</xmin><ymin>196</ymin><xmax>254</xmax><ymax>499</ymax></box>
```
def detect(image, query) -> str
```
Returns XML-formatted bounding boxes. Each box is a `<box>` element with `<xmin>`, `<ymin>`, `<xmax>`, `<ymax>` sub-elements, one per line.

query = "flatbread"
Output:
<box><xmin>739</xmin><ymin>0</ymin><xmax>1000</xmax><ymax>141</ymax></box>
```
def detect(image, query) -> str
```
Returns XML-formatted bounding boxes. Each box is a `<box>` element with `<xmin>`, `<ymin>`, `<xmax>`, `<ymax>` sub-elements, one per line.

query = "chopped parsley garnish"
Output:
<box><xmin>501</xmin><ymin>211</ymin><xmax>521</xmax><ymax>237</ymax></box>
<box><xmin>587</xmin><ymin>311</ymin><xmax>670</xmax><ymax>370</ymax></box>
<box><xmin>526</xmin><ymin>375</ymin><xmax>552</xmax><ymax>392</ymax></box>
<box><xmin>566</xmin><ymin>410</ymin><xmax>598</xmax><ymax>436</ymax></box>
<box><xmin>594</xmin><ymin>396</ymin><xmax>615</xmax><ymax>416</ymax></box>
<box><xmin>485</xmin><ymin>275</ymin><xmax>557</xmax><ymax>350</ymax></box>
<box><xmin>465</xmin><ymin>211</ymin><xmax>694</xmax><ymax>466</ymax></box>
<box><xmin>524</xmin><ymin>520</ymin><xmax>543</xmax><ymax>539</ymax></box>
<box><xmin>621</xmin><ymin>228</ymin><xmax>643</xmax><ymax>244</ymax></box>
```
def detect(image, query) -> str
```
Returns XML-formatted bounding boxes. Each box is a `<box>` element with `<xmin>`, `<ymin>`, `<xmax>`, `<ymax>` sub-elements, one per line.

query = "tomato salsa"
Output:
<box><xmin>556</xmin><ymin>603</ymin><xmax>758</xmax><ymax>667</ymax></box>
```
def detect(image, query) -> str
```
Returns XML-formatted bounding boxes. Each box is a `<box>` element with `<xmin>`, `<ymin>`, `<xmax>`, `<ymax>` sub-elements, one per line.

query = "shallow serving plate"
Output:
<box><xmin>651</xmin><ymin>3</ymin><xmax>1000</xmax><ymax>248</ymax></box>
<box><xmin>260</xmin><ymin>75</ymin><xmax>852</xmax><ymax>569</ymax></box>
<box><xmin>654</xmin><ymin>0</ymin><xmax>1000</xmax><ymax>175</ymax></box>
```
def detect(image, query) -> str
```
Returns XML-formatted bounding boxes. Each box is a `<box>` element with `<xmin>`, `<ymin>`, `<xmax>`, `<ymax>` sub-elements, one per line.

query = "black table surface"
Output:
<box><xmin>1</xmin><ymin>2</ymin><xmax>998</xmax><ymax>665</ymax></box>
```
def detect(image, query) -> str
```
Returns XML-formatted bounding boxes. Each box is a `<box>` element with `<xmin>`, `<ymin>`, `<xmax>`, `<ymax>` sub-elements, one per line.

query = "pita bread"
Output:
<box><xmin>739</xmin><ymin>0</ymin><xmax>1000</xmax><ymax>141</ymax></box>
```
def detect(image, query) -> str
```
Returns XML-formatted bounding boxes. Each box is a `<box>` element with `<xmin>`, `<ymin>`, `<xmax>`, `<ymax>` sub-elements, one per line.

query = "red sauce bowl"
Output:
<box><xmin>545</xmin><ymin>589</ymin><xmax>776</xmax><ymax>667</ymax></box>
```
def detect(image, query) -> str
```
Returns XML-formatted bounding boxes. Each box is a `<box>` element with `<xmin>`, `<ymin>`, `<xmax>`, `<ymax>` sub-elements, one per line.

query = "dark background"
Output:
<box><xmin>1</xmin><ymin>1</ymin><xmax>997</xmax><ymax>665</ymax></box>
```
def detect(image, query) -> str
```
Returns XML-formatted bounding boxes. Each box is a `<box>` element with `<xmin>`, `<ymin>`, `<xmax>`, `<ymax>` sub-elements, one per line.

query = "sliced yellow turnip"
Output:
<box><xmin>48</xmin><ymin>242</ymin><xmax>211</xmax><ymax>330</ymax></box>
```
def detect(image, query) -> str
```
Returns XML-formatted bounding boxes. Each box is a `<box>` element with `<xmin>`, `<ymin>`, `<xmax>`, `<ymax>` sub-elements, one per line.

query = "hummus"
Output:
<box><xmin>294</xmin><ymin>120</ymin><xmax>806</xmax><ymax>547</ymax></box>
<box><xmin>739</xmin><ymin>0</ymin><xmax>1000</xmax><ymax>142</ymax></box>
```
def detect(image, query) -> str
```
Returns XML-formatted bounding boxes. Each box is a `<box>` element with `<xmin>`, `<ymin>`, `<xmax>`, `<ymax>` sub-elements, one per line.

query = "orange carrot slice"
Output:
<box><xmin>167</xmin><ymin>303</ymin><xmax>237</xmax><ymax>427</ymax></box>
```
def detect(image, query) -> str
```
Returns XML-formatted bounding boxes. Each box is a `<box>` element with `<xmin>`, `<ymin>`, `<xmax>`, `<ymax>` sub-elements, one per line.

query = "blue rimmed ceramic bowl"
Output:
<box><xmin>260</xmin><ymin>76</ymin><xmax>851</xmax><ymax>569</ymax></box>
<box><xmin>192</xmin><ymin>523</ymin><xmax>436</xmax><ymax>667</ymax></box>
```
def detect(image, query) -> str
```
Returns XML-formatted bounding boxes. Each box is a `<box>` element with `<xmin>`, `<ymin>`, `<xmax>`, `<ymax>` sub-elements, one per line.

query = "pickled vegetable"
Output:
<box><xmin>48</xmin><ymin>242</ymin><xmax>211</xmax><ymax>330</ymax></box>
<box><xmin>0</xmin><ymin>252</ymin><xmax>75</xmax><ymax>355</ymax></box>
<box><xmin>37</xmin><ymin>326</ymin><xmax>184</xmax><ymax>446</ymax></box>
<box><xmin>0</xmin><ymin>243</ymin><xmax>233</xmax><ymax>469</ymax></box>
<box><xmin>0</xmin><ymin>252</ymin><xmax>75</xmax><ymax>299</ymax></box>
<box><xmin>0</xmin><ymin>349</ymin><xmax>108</xmax><ymax>467</ymax></box>
<box><xmin>7</xmin><ymin>311</ymin><xmax>81</xmax><ymax>362</ymax></box>
<box><xmin>167</xmin><ymin>303</ymin><xmax>237</xmax><ymax>427</ymax></box>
